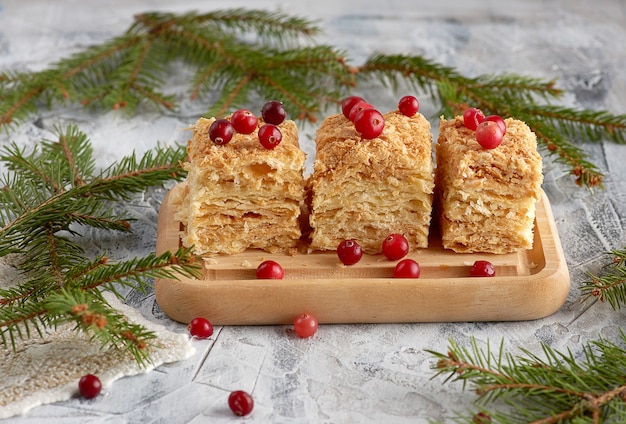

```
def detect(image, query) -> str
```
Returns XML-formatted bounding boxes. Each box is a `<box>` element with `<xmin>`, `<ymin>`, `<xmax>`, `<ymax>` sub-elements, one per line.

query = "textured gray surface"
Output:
<box><xmin>1</xmin><ymin>0</ymin><xmax>626</xmax><ymax>422</ymax></box>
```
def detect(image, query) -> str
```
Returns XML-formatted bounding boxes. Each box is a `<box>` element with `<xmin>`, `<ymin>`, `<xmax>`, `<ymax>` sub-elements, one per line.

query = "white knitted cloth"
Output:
<box><xmin>0</xmin><ymin>256</ymin><xmax>194</xmax><ymax>419</ymax></box>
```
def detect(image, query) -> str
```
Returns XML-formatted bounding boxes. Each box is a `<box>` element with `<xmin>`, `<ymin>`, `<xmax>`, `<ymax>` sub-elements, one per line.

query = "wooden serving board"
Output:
<box><xmin>155</xmin><ymin>184</ymin><xmax>570</xmax><ymax>325</ymax></box>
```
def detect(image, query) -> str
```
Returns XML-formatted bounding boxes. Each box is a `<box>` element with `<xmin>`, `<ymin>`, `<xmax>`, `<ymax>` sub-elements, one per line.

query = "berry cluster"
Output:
<box><xmin>462</xmin><ymin>107</ymin><xmax>506</xmax><ymax>149</ymax></box>
<box><xmin>79</xmin><ymin>257</ymin><xmax>493</xmax><ymax>409</ymax></box>
<box><xmin>208</xmin><ymin>100</ymin><xmax>286</xmax><ymax>150</ymax></box>
<box><xmin>182</xmin><ymin>101</ymin><xmax>496</xmax><ymax>414</ymax></box>
<box><xmin>336</xmin><ymin>234</ymin><xmax>421</xmax><ymax>278</ymax></box>
<box><xmin>340</xmin><ymin>94</ymin><xmax>420</xmax><ymax>140</ymax></box>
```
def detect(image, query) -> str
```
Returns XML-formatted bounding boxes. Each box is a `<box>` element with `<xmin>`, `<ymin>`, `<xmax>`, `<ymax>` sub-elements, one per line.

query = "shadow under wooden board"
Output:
<box><xmin>155</xmin><ymin>183</ymin><xmax>570</xmax><ymax>325</ymax></box>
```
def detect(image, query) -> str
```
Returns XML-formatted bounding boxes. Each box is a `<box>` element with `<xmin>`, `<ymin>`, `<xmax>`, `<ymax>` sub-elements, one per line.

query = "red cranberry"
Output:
<box><xmin>78</xmin><ymin>374</ymin><xmax>102</xmax><ymax>399</ymax></box>
<box><xmin>393</xmin><ymin>259</ymin><xmax>421</xmax><ymax>278</ymax></box>
<box><xmin>475</xmin><ymin>120</ymin><xmax>505</xmax><ymax>149</ymax></box>
<box><xmin>348</xmin><ymin>101</ymin><xmax>374</xmax><ymax>121</ymax></box>
<box><xmin>258</xmin><ymin>124</ymin><xmax>282</xmax><ymax>149</ymax></box>
<box><xmin>261</xmin><ymin>100</ymin><xmax>286</xmax><ymax>125</ymax></box>
<box><xmin>228</xmin><ymin>390</ymin><xmax>254</xmax><ymax>416</ymax></box>
<box><xmin>231</xmin><ymin>109</ymin><xmax>258</xmax><ymax>134</ymax></box>
<box><xmin>256</xmin><ymin>260</ymin><xmax>285</xmax><ymax>279</ymax></box>
<box><xmin>483</xmin><ymin>115</ymin><xmax>506</xmax><ymax>135</ymax></box>
<box><xmin>469</xmin><ymin>260</ymin><xmax>496</xmax><ymax>277</ymax></box>
<box><xmin>354</xmin><ymin>108</ymin><xmax>385</xmax><ymax>139</ymax></box>
<box><xmin>463</xmin><ymin>108</ymin><xmax>485</xmax><ymax>131</ymax></box>
<box><xmin>209</xmin><ymin>119</ymin><xmax>234</xmax><ymax>145</ymax></box>
<box><xmin>188</xmin><ymin>317</ymin><xmax>214</xmax><ymax>338</ymax></box>
<box><xmin>337</xmin><ymin>239</ymin><xmax>363</xmax><ymax>265</ymax></box>
<box><xmin>341</xmin><ymin>96</ymin><xmax>366</xmax><ymax>119</ymax></box>
<box><xmin>398</xmin><ymin>95</ymin><xmax>420</xmax><ymax>116</ymax></box>
<box><xmin>293</xmin><ymin>313</ymin><xmax>318</xmax><ymax>338</ymax></box>
<box><xmin>382</xmin><ymin>234</ymin><xmax>409</xmax><ymax>261</ymax></box>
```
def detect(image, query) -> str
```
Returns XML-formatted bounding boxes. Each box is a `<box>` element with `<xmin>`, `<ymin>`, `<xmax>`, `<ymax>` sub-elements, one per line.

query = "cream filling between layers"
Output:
<box><xmin>309</xmin><ymin>175</ymin><xmax>433</xmax><ymax>253</ymax></box>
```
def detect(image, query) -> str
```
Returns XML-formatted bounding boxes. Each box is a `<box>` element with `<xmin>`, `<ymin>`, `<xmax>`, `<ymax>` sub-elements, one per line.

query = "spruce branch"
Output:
<box><xmin>581</xmin><ymin>248</ymin><xmax>626</xmax><ymax>309</ymax></box>
<box><xmin>45</xmin><ymin>288</ymin><xmax>157</xmax><ymax>365</ymax></box>
<box><xmin>0</xmin><ymin>9</ymin><xmax>623</xmax><ymax>188</ymax></box>
<box><xmin>358</xmin><ymin>53</ymin><xmax>623</xmax><ymax>189</ymax></box>
<box><xmin>0</xmin><ymin>9</ymin><xmax>350</xmax><ymax>128</ymax></box>
<box><xmin>429</xmin><ymin>336</ymin><xmax>626</xmax><ymax>423</ymax></box>
<box><xmin>132</xmin><ymin>9</ymin><xmax>319</xmax><ymax>48</ymax></box>
<box><xmin>522</xmin><ymin>117</ymin><xmax>604</xmax><ymax>188</ymax></box>
<box><xmin>68</xmin><ymin>248</ymin><xmax>200</xmax><ymax>294</ymax></box>
<box><xmin>0</xmin><ymin>125</ymin><xmax>200</xmax><ymax>363</ymax></box>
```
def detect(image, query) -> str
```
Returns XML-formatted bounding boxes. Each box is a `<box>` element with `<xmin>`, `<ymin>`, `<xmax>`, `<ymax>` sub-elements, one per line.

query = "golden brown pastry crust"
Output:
<box><xmin>435</xmin><ymin>115</ymin><xmax>543</xmax><ymax>253</ymax></box>
<box><xmin>307</xmin><ymin>111</ymin><xmax>434</xmax><ymax>254</ymax></box>
<box><xmin>174</xmin><ymin>116</ymin><xmax>306</xmax><ymax>256</ymax></box>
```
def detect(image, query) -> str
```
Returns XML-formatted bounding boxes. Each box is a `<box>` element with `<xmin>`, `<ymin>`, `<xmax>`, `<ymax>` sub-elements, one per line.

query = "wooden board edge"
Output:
<box><xmin>154</xmin><ymin>186</ymin><xmax>570</xmax><ymax>325</ymax></box>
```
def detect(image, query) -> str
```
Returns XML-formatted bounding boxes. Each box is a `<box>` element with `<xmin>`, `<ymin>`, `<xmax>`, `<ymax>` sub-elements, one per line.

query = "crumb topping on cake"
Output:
<box><xmin>435</xmin><ymin>114</ymin><xmax>543</xmax><ymax>253</ymax></box>
<box><xmin>308</xmin><ymin>110</ymin><xmax>434</xmax><ymax>253</ymax></box>
<box><xmin>175</xmin><ymin>115</ymin><xmax>306</xmax><ymax>256</ymax></box>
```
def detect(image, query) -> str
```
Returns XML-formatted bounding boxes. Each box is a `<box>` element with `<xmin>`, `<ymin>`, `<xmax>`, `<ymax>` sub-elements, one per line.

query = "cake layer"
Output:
<box><xmin>187</xmin><ymin>118</ymin><xmax>305</xmax><ymax>170</ymax></box>
<box><xmin>435</xmin><ymin>115</ymin><xmax>543</xmax><ymax>253</ymax></box>
<box><xmin>308</xmin><ymin>111</ymin><xmax>434</xmax><ymax>254</ymax></box>
<box><xmin>175</xmin><ymin>116</ymin><xmax>306</xmax><ymax>256</ymax></box>
<box><xmin>313</xmin><ymin>113</ymin><xmax>433</xmax><ymax>179</ymax></box>
<box><xmin>438</xmin><ymin>211</ymin><xmax>535</xmax><ymax>254</ymax></box>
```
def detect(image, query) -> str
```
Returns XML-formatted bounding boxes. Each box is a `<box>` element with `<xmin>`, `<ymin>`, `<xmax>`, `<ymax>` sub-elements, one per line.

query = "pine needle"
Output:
<box><xmin>429</xmin><ymin>335</ymin><xmax>626</xmax><ymax>423</ymax></box>
<box><xmin>581</xmin><ymin>248</ymin><xmax>626</xmax><ymax>309</ymax></box>
<box><xmin>0</xmin><ymin>9</ymin><xmax>624</xmax><ymax>189</ymax></box>
<box><xmin>0</xmin><ymin>125</ymin><xmax>200</xmax><ymax>363</ymax></box>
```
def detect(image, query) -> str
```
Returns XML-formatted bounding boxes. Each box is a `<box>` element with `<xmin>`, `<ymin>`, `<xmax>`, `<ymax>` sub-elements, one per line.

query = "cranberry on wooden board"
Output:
<box><xmin>382</xmin><ymin>234</ymin><xmax>410</xmax><ymax>261</ymax></box>
<box><xmin>393</xmin><ymin>259</ymin><xmax>421</xmax><ymax>278</ymax></box>
<box><xmin>256</xmin><ymin>260</ymin><xmax>285</xmax><ymax>279</ymax></box>
<box><xmin>470</xmin><ymin>260</ymin><xmax>496</xmax><ymax>277</ymax></box>
<box><xmin>337</xmin><ymin>239</ymin><xmax>363</xmax><ymax>265</ymax></box>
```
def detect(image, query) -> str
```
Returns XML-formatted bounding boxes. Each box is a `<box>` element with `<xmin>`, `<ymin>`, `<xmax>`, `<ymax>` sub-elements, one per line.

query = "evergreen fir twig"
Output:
<box><xmin>0</xmin><ymin>125</ymin><xmax>201</xmax><ymax>364</ymax></box>
<box><xmin>428</xmin><ymin>336</ymin><xmax>626</xmax><ymax>423</ymax></box>
<box><xmin>1</xmin><ymin>9</ymin><xmax>623</xmax><ymax>188</ymax></box>
<box><xmin>581</xmin><ymin>248</ymin><xmax>626</xmax><ymax>309</ymax></box>
<box><xmin>0</xmin><ymin>9</ymin><xmax>351</xmax><ymax>127</ymax></box>
<box><xmin>358</xmin><ymin>53</ymin><xmax>626</xmax><ymax>189</ymax></box>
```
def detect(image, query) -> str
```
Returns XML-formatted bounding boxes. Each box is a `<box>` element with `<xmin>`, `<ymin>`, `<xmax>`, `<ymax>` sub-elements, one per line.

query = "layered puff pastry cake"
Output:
<box><xmin>435</xmin><ymin>115</ymin><xmax>543</xmax><ymax>254</ymax></box>
<box><xmin>173</xmin><ymin>116</ymin><xmax>306</xmax><ymax>256</ymax></box>
<box><xmin>307</xmin><ymin>111</ymin><xmax>435</xmax><ymax>254</ymax></box>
